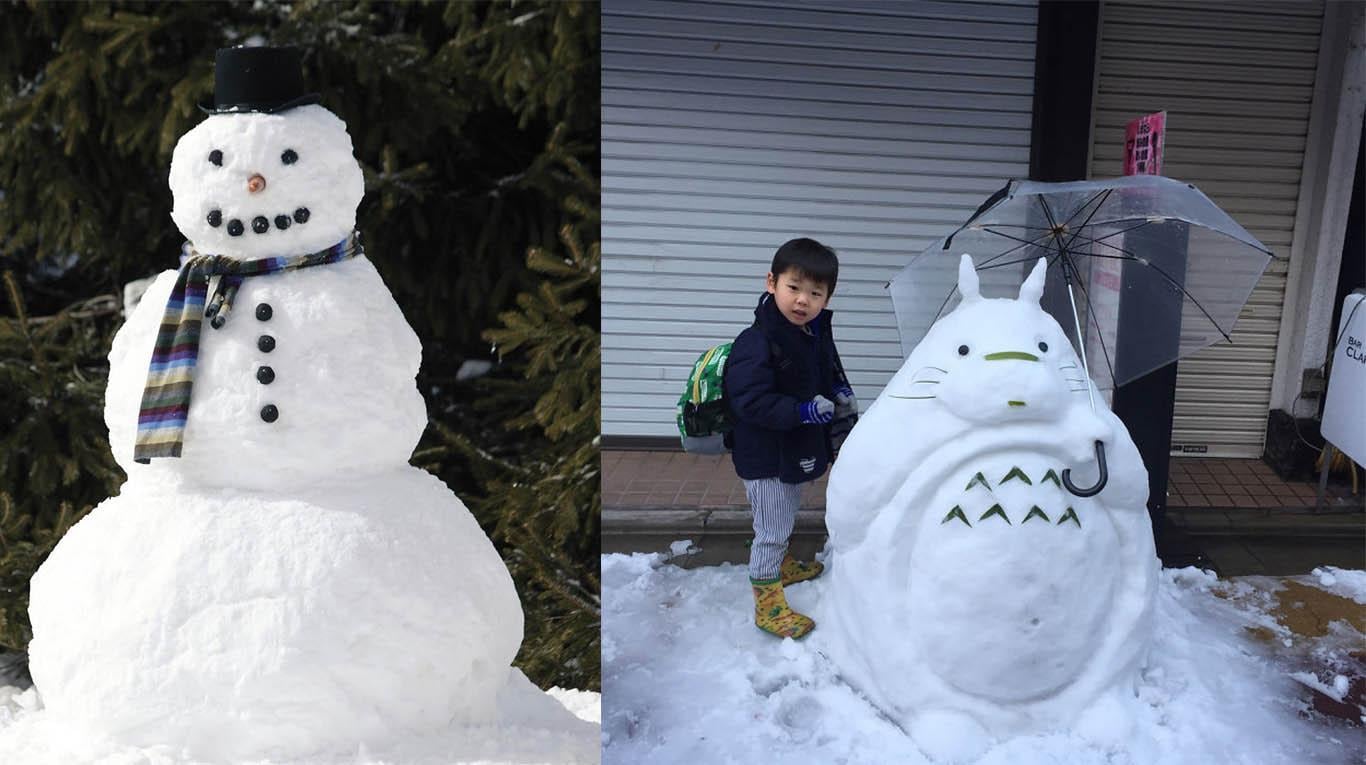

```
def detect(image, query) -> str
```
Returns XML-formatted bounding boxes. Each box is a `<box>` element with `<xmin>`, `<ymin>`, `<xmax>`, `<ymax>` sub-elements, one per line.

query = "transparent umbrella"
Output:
<box><xmin>889</xmin><ymin>175</ymin><xmax>1278</xmax><ymax>494</ymax></box>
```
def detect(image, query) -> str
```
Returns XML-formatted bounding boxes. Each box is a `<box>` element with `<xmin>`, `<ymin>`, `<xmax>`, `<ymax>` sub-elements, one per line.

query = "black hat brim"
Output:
<box><xmin>197</xmin><ymin>92</ymin><xmax>322</xmax><ymax>116</ymax></box>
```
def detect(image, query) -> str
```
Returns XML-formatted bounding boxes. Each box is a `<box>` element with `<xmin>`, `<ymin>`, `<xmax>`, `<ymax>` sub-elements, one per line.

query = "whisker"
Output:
<box><xmin>889</xmin><ymin>395</ymin><xmax>937</xmax><ymax>400</ymax></box>
<box><xmin>1059</xmin><ymin>364</ymin><xmax>1078</xmax><ymax>370</ymax></box>
<box><xmin>913</xmin><ymin>366</ymin><xmax>948</xmax><ymax>376</ymax></box>
<box><xmin>908</xmin><ymin>380</ymin><xmax>941</xmax><ymax>386</ymax></box>
<box><xmin>1063</xmin><ymin>378</ymin><xmax>1086</xmax><ymax>383</ymax></box>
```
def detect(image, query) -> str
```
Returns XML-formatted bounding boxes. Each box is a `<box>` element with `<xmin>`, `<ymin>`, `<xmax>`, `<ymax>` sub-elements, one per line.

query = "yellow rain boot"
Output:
<box><xmin>751</xmin><ymin>578</ymin><xmax>815</xmax><ymax>639</ymax></box>
<box><xmin>780</xmin><ymin>552</ymin><xmax>824</xmax><ymax>586</ymax></box>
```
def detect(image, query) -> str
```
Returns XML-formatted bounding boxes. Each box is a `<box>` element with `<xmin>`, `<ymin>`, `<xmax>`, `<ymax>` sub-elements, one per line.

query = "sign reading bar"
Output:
<box><xmin>1124</xmin><ymin>111</ymin><xmax>1165</xmax><ymax>176</ymax></box>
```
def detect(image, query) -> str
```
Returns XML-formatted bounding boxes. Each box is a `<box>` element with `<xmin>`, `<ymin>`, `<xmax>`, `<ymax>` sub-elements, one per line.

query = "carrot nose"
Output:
<box><xmin>247</xmin><ymin>174</ymin><xmax>267</xmax><ymax>193</ymax></box>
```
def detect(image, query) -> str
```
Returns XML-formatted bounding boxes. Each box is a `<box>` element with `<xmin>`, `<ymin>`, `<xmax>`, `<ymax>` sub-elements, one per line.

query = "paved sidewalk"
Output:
<box><xmin>603</xmin><ymin>450</ymin><xmax>1365</xmax><ymax>575</ymax></box>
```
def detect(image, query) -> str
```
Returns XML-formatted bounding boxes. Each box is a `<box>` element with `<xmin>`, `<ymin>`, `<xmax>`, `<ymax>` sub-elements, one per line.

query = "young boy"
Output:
<box><xmin>725</xmin><ymin>237</ymin><xmax>856</xmax><ymax>639</ymax></box>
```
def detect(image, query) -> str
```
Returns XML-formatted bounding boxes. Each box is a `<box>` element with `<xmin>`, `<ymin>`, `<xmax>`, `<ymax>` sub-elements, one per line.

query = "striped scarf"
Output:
<box><xmin>133</xmin><ymin>232</ymin><xmax>362</xmax><ymax>463</ymax></box>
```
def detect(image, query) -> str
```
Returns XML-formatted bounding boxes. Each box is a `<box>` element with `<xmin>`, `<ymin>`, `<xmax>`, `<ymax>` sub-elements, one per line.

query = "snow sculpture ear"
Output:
<box><xmin>1018</xmin><ymin>257</ymin><xmax>1047</xmax><ymax>304</ymax></box>
<box><xmin>957</xmin><ymin>254</ymin><xmax>981</xmax><ymax>303</ymax></box>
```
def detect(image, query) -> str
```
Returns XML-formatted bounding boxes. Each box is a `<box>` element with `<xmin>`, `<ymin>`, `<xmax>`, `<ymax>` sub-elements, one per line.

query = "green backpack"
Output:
<box><xmin>676</xmin><ymin>342</ymin><xmax>734</xmax><ymax>454</ymax></box>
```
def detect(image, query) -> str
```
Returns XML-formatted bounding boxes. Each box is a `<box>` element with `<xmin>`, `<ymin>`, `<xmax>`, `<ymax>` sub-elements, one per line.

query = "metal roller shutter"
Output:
<box><xmin>603</xmin><ymin>0</ymin><xmax>1040</xmax><ymax>437</ymax></box>
<box><xmin>1089</xmin><ymin>0</ymin><xmax>1324</xmax><ymax>458</ymax></box>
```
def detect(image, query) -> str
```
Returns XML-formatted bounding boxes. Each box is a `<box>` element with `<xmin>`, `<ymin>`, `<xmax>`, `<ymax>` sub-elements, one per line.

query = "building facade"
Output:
<box><xmin>602</xmin><ymin>0</ymin><xmax>1364</xmax><ymax>463</ymax></box>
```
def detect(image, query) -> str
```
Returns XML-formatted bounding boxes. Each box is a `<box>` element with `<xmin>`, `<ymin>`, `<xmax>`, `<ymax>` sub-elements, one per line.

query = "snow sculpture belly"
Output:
<box><xmin>912</xmin><ymin>452</ymin><xmax>1120</xmax><ymax>703</ymax></box>
<box><xmin>820</xmin><ymin>256</ymin><xmax>1158</xmax><ymax>742</ymax></box>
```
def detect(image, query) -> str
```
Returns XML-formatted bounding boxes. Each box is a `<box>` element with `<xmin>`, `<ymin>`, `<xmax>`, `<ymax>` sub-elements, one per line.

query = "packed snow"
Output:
<box><xmin>824</xmin><ymin>257</ymin><xmax>1156</xmax><ymax>747</ymax></box>
<box><xmin>0</xmin><ymin>671</ymin><xmax>599</xmax><ymax>764</ymax></box>
<box><xmin>602</xmin><ymin>553</ymin><xmax>1364</xmax><ymax>764</ymax></box>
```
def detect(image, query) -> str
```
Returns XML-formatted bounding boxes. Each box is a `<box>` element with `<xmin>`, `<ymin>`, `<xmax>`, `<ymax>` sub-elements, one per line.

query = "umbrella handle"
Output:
<box><xmin>1062</xmin><ymin>441</ymin><xmax>1108</xmax><ymax>498</ymax></box>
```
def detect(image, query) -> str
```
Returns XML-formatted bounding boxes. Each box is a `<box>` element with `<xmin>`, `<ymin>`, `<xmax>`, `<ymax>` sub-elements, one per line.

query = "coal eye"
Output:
<box><xmin>1038</xmin><ymin>341</ymin><xmax>1048</xmax><ymax>352</ymax></box>
<box><xmin>208</xmin><ymin>149</ymin><xmax>223</xmax><ymax>166</ymax></box>
<box><xmin>281</xmin><ymin>149</ymin><xmax>298</xmax><ymax>165</ymax></box>
<box><xmin>957</xmin><ymin>345</ymin><xmax>970</xmax><ymax>356</ymax></box>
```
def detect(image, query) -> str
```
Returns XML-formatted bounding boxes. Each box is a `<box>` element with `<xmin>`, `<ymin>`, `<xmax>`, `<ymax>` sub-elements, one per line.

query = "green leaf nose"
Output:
<box><xmin>983</xmin><ymin>351</ymin><xmax>1039</xmax><ymax>362</ymax></box>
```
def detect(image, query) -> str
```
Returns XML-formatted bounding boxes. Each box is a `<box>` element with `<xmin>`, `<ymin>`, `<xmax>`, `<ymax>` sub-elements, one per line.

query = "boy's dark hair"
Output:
<box><xmin>771</xmin><ymin>237</ymin><xmax>839</xmax><ymax>292</ymax></box>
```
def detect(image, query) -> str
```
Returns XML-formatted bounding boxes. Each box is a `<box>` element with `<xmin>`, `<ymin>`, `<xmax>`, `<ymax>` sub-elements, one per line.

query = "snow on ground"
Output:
<box><xmin>603</xmin><ymin>552</ymin><xmax>1364</xmax><ymax>765</ymax></box>
<box><xmin>0</xmin><ymin>670</ymin><xmax>599</xmax><ymax>765</ymax></box>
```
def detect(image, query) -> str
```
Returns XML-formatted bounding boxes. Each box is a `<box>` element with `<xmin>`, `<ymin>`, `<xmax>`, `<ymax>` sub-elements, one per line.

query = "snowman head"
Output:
<box><xmin>168</xmin><ymin>104</ymin><xmax>364</xmax><ymax>260</ymax></box>
<box><xmin>886</xmin><ymin>255</ymin><xmax>1085</xmax><ymax>425</ymax></box>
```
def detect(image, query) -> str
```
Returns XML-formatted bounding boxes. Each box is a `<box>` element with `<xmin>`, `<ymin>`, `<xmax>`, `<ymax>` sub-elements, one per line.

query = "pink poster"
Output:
<box><xmin>1124</xmin><ymin>111</ymin><xmax>1165</xmax><ymax>176</ymax></box>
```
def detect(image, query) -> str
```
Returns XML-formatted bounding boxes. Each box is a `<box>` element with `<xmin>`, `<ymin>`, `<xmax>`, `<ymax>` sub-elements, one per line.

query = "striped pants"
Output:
<box><xmin>744</xmin><ymin>477</ymin><xmax>803</xmax><ymax>581</ymax></box>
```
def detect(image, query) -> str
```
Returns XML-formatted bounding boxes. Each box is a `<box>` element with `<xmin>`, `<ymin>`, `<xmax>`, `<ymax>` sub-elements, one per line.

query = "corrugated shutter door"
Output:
<box><xmin>603</xmin><ymin>0</ymin><xmax>1039</xmax><ymax>437</ymax></box>
<box><xmin>1089</xmin><ymin>0</ymin><xmax>1324</xmax><ymax>457</ymax></box>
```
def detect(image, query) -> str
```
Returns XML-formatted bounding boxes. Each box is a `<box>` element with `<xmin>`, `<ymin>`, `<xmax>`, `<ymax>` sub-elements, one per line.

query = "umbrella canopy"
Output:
<box><xmin>889</xmin><ymin>175</ymin><xmax>1278</xmax><ymax>391</ymax></box>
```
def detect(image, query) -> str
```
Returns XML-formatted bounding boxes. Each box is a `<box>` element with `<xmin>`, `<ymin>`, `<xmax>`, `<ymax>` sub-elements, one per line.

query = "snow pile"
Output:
<box><xmin>823</xmin><ymin>256</ymin><xmax>1156</xmax><ymax>747</ymax></box>
<box><xmin>602</xmin><ymin>553</ymin><xmax>1364</xmax><ymax>764</ymax></box>
<box><xmin>0</xmin><ymin>673</ymin><xmax>599</xmax><ymax>764</ymax></box>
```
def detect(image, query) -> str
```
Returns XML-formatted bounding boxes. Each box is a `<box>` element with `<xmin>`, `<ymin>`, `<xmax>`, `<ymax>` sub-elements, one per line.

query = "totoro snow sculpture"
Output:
<box><xmin>24</xmin><ymin>47</ymin><xmax>551</xmax><ymax>761</ymax></box>
<box><xmin>820</xmin><ymin>254</ymin><xmax>1159</xmax><ymax>755</ymax></box>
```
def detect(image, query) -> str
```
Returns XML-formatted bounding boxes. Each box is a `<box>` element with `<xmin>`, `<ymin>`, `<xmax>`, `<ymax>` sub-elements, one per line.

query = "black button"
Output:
<box><xmin>293</xmin><ymin>207</ymin><xmax>310</xmax><ymax>224</ymax></box>
<box><xmin>255</xmin><ymin>303</ymin><xmax>272</xmax><ymax>321</ymax></box>
<box><xmin>207</xmin><ymin>210</ymin><xmax>222</xmax><ymax>227</ymax></box>
<box><xmin>256</xmin><ymin>366</ymin><xmax>275</xmax><ymax>385</ymax></box>
<box><xmin>274</xmin><ymin>214</ymin><xmax>291</xmax><ymax>230</ymax></box>
<box><xmin>208</xmin><ymin>149</ymin><xmax>223</xmax><ymax>166</ymax></box>
<box><xmin>257</xmin><ymin>334</ymin><xmax>275</xmax><ymax>353</ymax></box>
<box><xmin>227</xmin><ymin>219</ymin><xmax>244</xmax><ymax>236</ymax></box>
<box><xmin>252</xmin><ymin>216</ymin><xmax>269</xmax><ymax>234</ymax></box>
<box><xmin>260</xmin><ymin>404</ymin><xmax>279</xmax><ymax>423</ymax></box>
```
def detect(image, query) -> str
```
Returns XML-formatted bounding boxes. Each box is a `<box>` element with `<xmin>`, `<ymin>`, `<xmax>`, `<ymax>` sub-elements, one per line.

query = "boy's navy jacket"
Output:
<box><xmin>726</xmin><ymin>292</ymin><xmax>844</xmax><ymax>484</ymax></box>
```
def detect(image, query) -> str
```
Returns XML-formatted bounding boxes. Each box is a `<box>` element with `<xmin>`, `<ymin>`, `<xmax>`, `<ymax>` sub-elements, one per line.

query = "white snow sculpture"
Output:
<box><xmin>26</xmin><ymin>60</ymin><xmax>542</xmax><ymax>761</ymax></box>
<box><xmin>822</xmin><ymin>255</ymin><xmax>1159</xmax><ymax>754</ymax></box>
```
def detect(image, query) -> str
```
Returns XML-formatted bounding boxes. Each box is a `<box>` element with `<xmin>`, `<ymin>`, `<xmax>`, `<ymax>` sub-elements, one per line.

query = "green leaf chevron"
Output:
<box><xmin>942</xmin><ymin>506</ymin><xmax>972</xmax><ymax>526</ymax></box>
<box><xmin>1057</xmin><ymin>507</ymin><xmax>1081</xmax><ymax>527</ymax></box>
<box><xmin>1000</xmin><ymin>466</ymin><xmax>1032</xmax><ymax>485</ymax></box>
<box><xmin>1022</xmin><ymin>506</ymin><xmax>1050</xmax><ymax>523</ymax></box>
<box><xmin>1041</xmin><ymin>469</ymin><xmax>1062</xmax><ymax>487</ymax></box>
<box><xmin>978</xmin><ymin>504</ymin><xmax>1011</xmax><ymax>524</ymax></box>
<box><xmin>965</xmin><ymin>472</ymin><xmax>991</xmax><ymax>491</ymax></box>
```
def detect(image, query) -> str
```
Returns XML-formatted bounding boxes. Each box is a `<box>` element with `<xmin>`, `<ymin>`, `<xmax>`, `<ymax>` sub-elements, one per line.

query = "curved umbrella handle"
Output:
<box><xmin>1062</xmin><ymin>441</ymin><xmax>1107</xmax><ymax>498</ymax></box>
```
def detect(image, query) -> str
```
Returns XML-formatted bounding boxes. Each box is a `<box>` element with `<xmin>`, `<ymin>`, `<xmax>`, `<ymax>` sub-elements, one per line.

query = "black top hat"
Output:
<box><xmin>200</xmin><ymin>46</ymin><xmax>321</xmax><ymax>115</ymax></box>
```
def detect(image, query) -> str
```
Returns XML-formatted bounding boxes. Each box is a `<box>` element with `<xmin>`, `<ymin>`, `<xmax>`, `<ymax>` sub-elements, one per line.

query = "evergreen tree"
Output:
<box><xmin>0</xmin><ymin>1</ymin><xmax>599</xmax><ymax>690</ymax></box>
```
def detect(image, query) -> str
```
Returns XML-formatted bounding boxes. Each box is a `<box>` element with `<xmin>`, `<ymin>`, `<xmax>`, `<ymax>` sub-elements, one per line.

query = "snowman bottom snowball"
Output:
<box><xmin>27</xmin><ymin>467</ymin><xmax>524</xmax><ymax>761</ymax></box>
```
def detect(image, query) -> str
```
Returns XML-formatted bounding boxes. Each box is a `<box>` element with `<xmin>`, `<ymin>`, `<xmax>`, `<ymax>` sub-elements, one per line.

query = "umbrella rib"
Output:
<box><xmin>1060</xmin><ymin>189</ymin><xmax>1113</xmax><ymax>252</ymax></box>
<box><xmin>1059</xmin><ymin>250</ymin><xmax>1118</xmax><ymax>386</ymax></box>
<box><xmin>923</xmin><ymin>227</ymin><xmax>1055</xmax><ymax>327</ymax></box>
<box><xmin>975</xmin><ymin>225</ymin><xmax>1057</xmax><ymax>251</ymax></box>
<box><xmin>1072</xmin><ymin>247</ymin><xmax>1235</xmax><ymax>343</ymax></box>
<box><xmin>1037</xmin><ymin>194</ymin><xmax>1061</xmax><ymax>232</ymax></box>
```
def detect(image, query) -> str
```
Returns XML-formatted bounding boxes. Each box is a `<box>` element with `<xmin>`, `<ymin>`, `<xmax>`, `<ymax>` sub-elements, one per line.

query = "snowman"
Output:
<box><xmin>25</xmin><ymin>47</ymin><xmax>572</xmax><ymax>761</ymax></box>
<box><xmin>818</xmin><ymin>255</ymin><xmax>1159</xmax><ymax>757</ymax></box>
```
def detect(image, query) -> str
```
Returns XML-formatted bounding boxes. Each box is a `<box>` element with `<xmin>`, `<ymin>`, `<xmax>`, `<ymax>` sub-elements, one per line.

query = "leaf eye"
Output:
<box><xmin>281</xmin><ymin>148</ymin><xmax>298</xmax><ymax>165</ymax></box>
<box><xmin>957</xmin><ymin>345</ymin><xmax>970</xmax><ymax>356</ymax></box>
<box><xmin>208</xmin><ymin>149</ymin><xmax>223</xmax><ymax>166</ymax></box>
<box><xmin>1038</xmin><ymin>341</ymin><xmax>1048</xmax><ymax>352</ymax></box>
